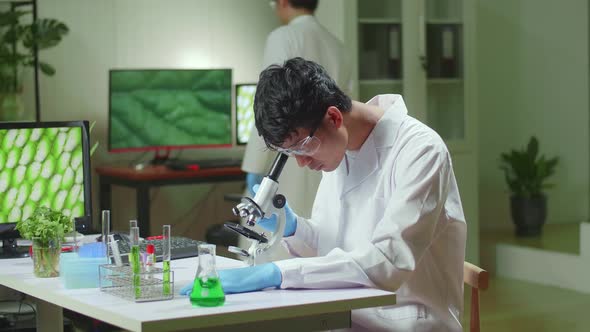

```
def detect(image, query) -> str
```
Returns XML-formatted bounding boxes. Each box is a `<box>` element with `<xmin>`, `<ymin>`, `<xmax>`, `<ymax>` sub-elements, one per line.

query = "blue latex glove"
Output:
<box><xmin>179</xmin><ymin>263</ymin><xmax>281</xmax><ymax>295</ymax></box>
<box><xmin>246</xmin><ymin>173</ymin><xmax>264</xmax><ymax>196</ymax></box>
<box><xmin>252</xmin><ymin>184</ymin><xmax>297</xmax><ymax>237</ymax></box>
<box><xmin>180</xmin><ymin>280</ymin><xmax>193</xmax><ymax>296</ymax></box>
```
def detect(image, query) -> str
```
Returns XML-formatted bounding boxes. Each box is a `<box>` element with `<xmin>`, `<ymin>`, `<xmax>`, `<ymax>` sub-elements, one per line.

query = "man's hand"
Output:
<box><xmin>246</xmin><ymin>173</ymin><xmax>264</xmax><ymax>196</ymax></box>
<box><xmin>252</xmin><ymin>184</ymin><xmax>297</xmax><ymax>237</ymax></box>
<box><xmin>179</xmin><ymin>263</ymin><xmax>282</xmax><ymax>295</ymax></box>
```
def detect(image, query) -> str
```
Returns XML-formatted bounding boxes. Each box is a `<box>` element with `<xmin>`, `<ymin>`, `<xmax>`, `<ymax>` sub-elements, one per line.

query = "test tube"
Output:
<box><xmin>128</xmin><ymin>219</ymin><xmax>138</xmax><ymax>267</ymax></box>
<box><xmin>108</xmin><ymin>234</ymin><xmax>123</xmax><ymax>266</ymax></box>
<box><xmin>130</xmin><ymin>226</ymin><xmax>141</xmax><ymax>298</ymax></box>
<box><xmin>162</xmin><ymin>225</ymin><xmax>171</xmax><ymax>296</ymax></box>
<box><xmin>102</xmin><ymin>210</ymin><xmax>111</xmax><ymax>260</ymax></box>
<box><xmin>72</xmin><ymin>218</ymin><xmax>78</xmax><ymax>252</ymax></box>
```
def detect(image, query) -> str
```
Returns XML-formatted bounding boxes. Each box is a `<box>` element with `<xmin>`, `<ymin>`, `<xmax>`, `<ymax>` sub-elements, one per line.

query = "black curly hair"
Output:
<box><xmin>254</xmin><ymin>57</ymin><xmax>352</xmax><ymax>148</ymax></box>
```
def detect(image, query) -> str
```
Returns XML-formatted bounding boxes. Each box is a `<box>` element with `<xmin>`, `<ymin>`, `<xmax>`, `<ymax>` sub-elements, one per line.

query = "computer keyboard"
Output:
<box><xmin>116</xmin><ymin>236</ymin><xmax>206</xmax><ymax>262</ymax></box>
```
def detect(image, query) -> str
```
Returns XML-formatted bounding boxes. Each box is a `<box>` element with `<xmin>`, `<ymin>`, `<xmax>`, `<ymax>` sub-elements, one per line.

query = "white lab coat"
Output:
<box><xmin>274</xmin><ymin>95</ymin><xmax>467</xmax><ymax>331</ymax></box>
<box><xmin>242</xmin><ymin>14</ymin><xmax>353</xmax><ymax>218</ymax></box>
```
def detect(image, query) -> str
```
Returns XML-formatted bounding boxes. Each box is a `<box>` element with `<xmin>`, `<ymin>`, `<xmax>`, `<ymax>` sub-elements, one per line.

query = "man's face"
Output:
<box><xmin>278</xmin><ymin>113</ymin><xmax>347</xmax><ymax>172</ymax></box>
<box><xmin>272</xmin><ymin>0</ymin><xmax>290</xmax><ymax>25</ymax></box>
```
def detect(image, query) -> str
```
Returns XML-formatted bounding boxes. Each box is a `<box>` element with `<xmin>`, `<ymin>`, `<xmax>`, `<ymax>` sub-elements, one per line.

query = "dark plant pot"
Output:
<box><xmin>510</xmin><ymin>194</ymin><xmax>547</xmax><ymax>237</ymax></box>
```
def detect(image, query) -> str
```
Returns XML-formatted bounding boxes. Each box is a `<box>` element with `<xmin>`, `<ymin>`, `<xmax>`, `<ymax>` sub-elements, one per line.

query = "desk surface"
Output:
<box><xmin>0</xmin><ymin>256</ymin><xmax>396</xmax><ymax>332</ymax></box>
<box><xmin>96</xmin><ymin>165</ymin><xmax>244</xmax><ymax>182</ymax></box>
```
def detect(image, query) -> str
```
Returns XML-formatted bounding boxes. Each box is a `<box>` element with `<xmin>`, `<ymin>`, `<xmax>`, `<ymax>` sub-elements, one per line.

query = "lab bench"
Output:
<box><xmin>0</xmin><ymin>255</ymin><xmax>396</xmax><ymax>332</ymax></box>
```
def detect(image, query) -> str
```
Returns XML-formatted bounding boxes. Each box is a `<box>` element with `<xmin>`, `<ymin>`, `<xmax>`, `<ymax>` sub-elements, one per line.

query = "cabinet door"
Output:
<box><xmin>425</xmin><ymin>0</ymin><xmax>467</xmax><ymax>147</ymax></box>
<box><xmin>357</xmin><ymin>0</ymin><xmax>403</xmax><ymax>102</ymax></box>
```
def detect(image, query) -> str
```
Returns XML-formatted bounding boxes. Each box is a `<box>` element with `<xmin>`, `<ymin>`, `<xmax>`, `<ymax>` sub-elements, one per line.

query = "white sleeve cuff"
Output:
<box><xmin>281</xmin><ymin>216</ymin><xmax>317</xmax><ymax>258</ymax></box>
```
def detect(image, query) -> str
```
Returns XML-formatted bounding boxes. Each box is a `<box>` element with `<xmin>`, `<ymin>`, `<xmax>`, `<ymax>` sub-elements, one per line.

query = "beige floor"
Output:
<box><xmin>482</xmin><ymin>223</ymin><xmax>580</xmax><ymax>255</ymax></box>
<box><xmin>463</xmin><ymin>276</ymin><xmax>590</xmax><ymax>332</ymax></box>
<box><xmin>469</xmin><ymin>223</ymin><xmax>589</xmax><ymax>331</ymax></box>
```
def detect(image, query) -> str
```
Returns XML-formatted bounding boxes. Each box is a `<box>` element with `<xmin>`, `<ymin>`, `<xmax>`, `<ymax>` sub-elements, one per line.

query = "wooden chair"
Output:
<box><xmin>464</xmin><ymin>262</ymin><xmax>489</xmax><ymax>332</ymax></box>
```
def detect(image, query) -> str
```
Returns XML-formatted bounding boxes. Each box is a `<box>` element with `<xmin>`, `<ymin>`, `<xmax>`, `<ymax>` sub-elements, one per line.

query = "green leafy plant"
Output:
<box><xmin>16</xmin><ymin>206</ymin><xmax>73</xmax><ymax>245</ymax></box>
<box><xmin>499</xmin><ymin>136</ymin><xmax>559</xmax><ymax>197</ymax></box>
<box><xmin>16</xmin><ymin>206</ymin><xmax>73</xmax><ymax>277</ymax></box>
<box><xmin>0</xmin><ymin>10</ymin><xmax>69</xmax><ymax>92</ymax></box>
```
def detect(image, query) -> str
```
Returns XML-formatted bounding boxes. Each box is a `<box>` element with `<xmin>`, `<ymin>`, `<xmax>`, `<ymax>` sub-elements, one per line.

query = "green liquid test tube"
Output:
<box><xmin>130</xmin><ymin>226</ymin><xmax>141</xmax><ymax>299</ymax></box>
<box><xmin>162</xmin><ymin>225</ymin><xmax>171</xmax><ymax>296</ymax></box>
<box><xmin>128</xmin><ymin>220</ymin><xmax>138</xmax><ymax>268</ymax></box>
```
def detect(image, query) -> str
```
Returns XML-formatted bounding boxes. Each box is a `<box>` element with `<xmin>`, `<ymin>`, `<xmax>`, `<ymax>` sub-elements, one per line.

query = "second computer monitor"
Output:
<box><xmin>108</xmin><ymin>69</ymin><xmax>233</xmax><ymax>152</ymax></box>
<box><xmin>235</xmin><ymin>83</ymin><xmax>257</xmax><ymax>145</ymax></box>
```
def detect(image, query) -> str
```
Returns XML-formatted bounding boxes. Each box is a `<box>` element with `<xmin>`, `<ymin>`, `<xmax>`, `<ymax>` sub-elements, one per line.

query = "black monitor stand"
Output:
<box><xmin>151</xmin><ymin>148</ymin><xmax>172</xmax><ymax>165</ymax></box>
<box><xmin>0</xmin><ymin>238</ymin><xmax>30</xmax><ymax>259</ymax></box>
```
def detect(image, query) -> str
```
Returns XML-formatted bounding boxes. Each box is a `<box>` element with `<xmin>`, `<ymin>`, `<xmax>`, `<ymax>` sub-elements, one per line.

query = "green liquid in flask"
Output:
<box><xmin>190</xmin><ymin>277</ymin><xmax>225</xmax><ymax>307</ymax></box>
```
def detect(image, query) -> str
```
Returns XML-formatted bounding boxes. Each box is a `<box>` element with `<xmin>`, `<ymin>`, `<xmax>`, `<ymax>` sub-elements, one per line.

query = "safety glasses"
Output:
<box><xmin>269</xmin><ymin>128</ymin><xmax>321</xmax><ymax>157</ymax></box>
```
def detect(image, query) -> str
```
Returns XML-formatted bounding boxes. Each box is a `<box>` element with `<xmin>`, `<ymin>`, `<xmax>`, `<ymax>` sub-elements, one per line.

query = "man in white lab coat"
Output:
<box><xmin>242</xmin><ymin>0</ymin><xmax>353</xmax><ymax>222</ymax></box>
<box><xmin>182</xmin><ymin>58</ymin><xmax>466</xmax><ymax>331</ymax></box>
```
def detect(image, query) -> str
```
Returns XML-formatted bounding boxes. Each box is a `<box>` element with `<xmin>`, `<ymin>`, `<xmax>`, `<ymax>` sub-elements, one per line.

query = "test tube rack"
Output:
<box><xmin>98</xmin><ymin>264</ymin><xmax>174</xmax><ymax>302</ymax></box>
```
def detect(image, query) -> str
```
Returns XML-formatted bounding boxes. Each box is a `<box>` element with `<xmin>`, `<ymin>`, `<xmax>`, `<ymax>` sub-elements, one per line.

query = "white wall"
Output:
<box><xmin>316</xmin><ymin>0</ymin><xmax>358</xmax><ymax>99</ymax></box>
<box><xmin>36</xmin><ymin>0</ymin><xmax>279</xmax><ymax>236</ymax></box>
<box><xmin>477</xmin><ymin>0</ymin><xmax>589</xmax><ymax>230</ymax></box>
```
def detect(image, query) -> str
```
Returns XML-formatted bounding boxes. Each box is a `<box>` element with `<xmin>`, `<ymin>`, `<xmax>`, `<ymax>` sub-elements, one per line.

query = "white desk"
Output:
<box><xmin>0</xmin><ymin>256</ymin><xmax>396</xmax><ymax>331</ymax></box>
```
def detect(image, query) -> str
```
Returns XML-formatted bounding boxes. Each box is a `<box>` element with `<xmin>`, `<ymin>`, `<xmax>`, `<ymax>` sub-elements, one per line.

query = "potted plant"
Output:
<box><xmin>499</xmin><ymin>136</ymin><xmax>559</xmax><ymax>236</ymax></box>
<box><xmin>0</xmin><ymin>9</ymin><xmax>69</xmax><ymax>120</ymax></box>
<box><xmin>16</xmin><ymin>206</ymin><xmax>73</xmax><ymax>277</ymax></box>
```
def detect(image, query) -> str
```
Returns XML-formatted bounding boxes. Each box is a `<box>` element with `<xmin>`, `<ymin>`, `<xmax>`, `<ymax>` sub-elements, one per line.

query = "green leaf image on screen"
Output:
<box><xmin>236</xmin><ymin>84</ymin><xmax>256</xmax><ymax>145</ymax></box>
<box><xmin>0</xmin><ymin>127</ymin><xmax>85</xmax><ymax>224</ymax></box>
<box><xmin>109</xmin><ymin>69</ymin><xmax>232</xmax><ymax>150</ymax></box>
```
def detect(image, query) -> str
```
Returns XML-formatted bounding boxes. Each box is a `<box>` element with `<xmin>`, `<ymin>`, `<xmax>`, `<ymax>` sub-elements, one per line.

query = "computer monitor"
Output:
<box><xmin>235</xmin><ymin>83</ymin><xmax>257</xmax><ymax>145</ymax></box>
<box><xmin>0</xmin><ymin>121</ymin><xmax>93</xmax><ymax>258</ymax></box>
<box><xmin>108</xmin><ymin>69</ymin><xmax>233</xmax><ymax>162</ymax></box>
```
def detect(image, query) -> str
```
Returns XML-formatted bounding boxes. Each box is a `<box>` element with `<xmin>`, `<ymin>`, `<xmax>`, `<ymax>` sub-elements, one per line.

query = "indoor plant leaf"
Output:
<box><xmin>38</xmin><ymin>61</ymin><xmax>55</xmax><ymax>76</ymax></box>
<box><xmin>0</xmin><ymin>10</ymin><xmax>68</xmax><ymax>96</ymax></box>
<box><xmin>22</xmin><ymin>19</ymin><xmax>69</xmax><ymax>50</ymax></box>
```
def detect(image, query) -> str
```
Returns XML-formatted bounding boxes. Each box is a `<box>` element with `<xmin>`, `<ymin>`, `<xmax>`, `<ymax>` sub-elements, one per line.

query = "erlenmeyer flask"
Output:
<box><xmin>189</xmin><ymin>244</ymin><xmax>225</xmax><ymax>307</ymax></box>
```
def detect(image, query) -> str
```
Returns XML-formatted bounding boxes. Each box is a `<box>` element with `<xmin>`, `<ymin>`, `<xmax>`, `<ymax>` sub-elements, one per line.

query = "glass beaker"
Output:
<box><xmin>189</xmin><ymin>244</ymin><xmax>225</xmax><ymax>307</ymax></box>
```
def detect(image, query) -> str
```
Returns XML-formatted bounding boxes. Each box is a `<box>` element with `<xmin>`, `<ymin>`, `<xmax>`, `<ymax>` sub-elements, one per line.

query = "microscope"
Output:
<box><xmin>225</xmin><ymin>153</ymin><xmax>289</xmax><ymax>266</ymax></box>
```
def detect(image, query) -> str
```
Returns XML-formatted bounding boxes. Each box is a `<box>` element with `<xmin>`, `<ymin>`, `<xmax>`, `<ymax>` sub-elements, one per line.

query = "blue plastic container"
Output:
<box><xmin>60</xmin><ymin>253</ymin><xmax>107</xmax><ymax>289</ymax></box>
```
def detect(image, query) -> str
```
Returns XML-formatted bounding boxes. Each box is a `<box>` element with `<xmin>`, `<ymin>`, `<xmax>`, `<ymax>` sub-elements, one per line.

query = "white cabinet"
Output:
<box><xmin>357</xmin><ymin>0</ymin><xmax>473</xmax><ymax>148</ymax></box>
<box><xmin>350</xmin><ymin>0</ymin><xmax>479</xmax><ymax>262</ymax></box>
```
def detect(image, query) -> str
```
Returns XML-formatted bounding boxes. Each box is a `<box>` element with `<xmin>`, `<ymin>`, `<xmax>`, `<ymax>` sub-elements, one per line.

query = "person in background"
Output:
<box><xmin>184</xmin><ymin>58</ymin><xmax>467</xmax><ymax>331</ymax></box>
<box><xmin>242</xmin><ymin>0</ymin><xmax>353</xmax><ymax>250</ymax></box>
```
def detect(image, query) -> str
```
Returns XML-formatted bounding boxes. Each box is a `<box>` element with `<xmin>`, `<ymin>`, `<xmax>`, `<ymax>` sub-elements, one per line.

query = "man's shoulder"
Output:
<box><xmin>267</xmin><ymin>25</ymin><xmax>290</xmax><ymax>40</ymax></box>
<box><xmin>270</xmin><ymin>24</ymin><xmax>290</xmax><ymax>35</ymax></box>
<box><xmin>270</xmin><ymin>17</ymin><xmax>340</xmax><ymax>42</ymax></box>
<box><xmin>405</xmin><ymin>118</ymin><xmax>447</xmax><ymax>147</ymax></box>
<box><xmin>387</xmin><ymin>113</ymin><xmax>450</xmax><ymax>160</ymax></box>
